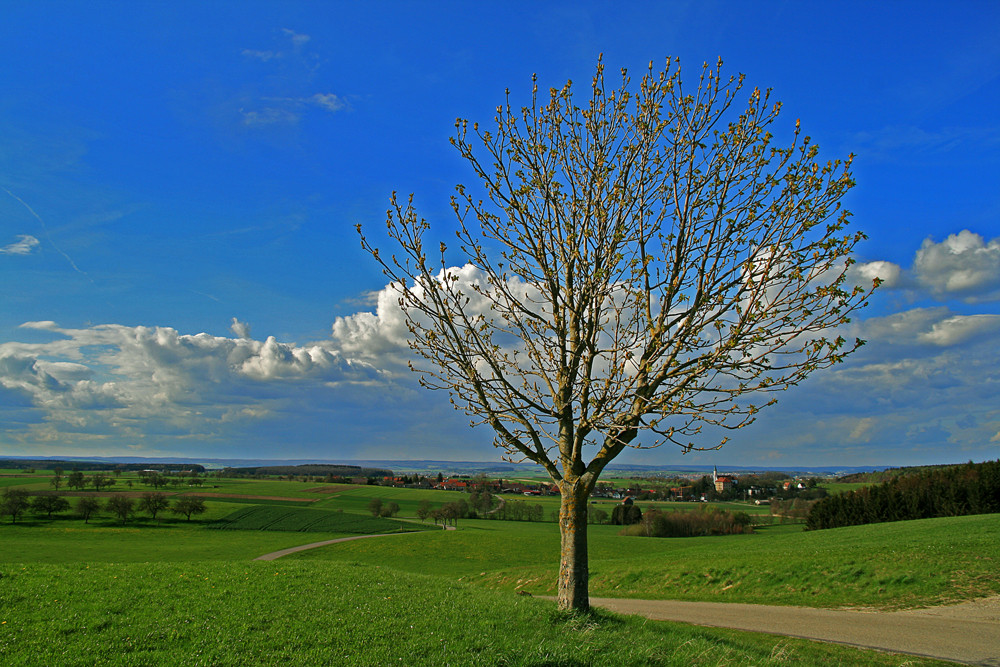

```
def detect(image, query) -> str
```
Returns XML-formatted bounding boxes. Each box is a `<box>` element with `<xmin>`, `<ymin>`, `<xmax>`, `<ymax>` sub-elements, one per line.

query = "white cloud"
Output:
<box><xmin>913</xmin><ymin>230</ymin><xmax>1000</xmax><ymax>302</ymax></box>
<box><xmin>848</xmin><ymin>416</ymin><xmax>876</xmax><ymax>442</ymax></box>
<box><xmin>848</xmin><ymin>260</ymin><xmax>902</xmax><ymax>288</ymax></box>
<box><xmin>0</xmin><ymin>234</ymin><xmax>40</xmax><ymax>255</ymax></box>
<box><xmin>281</xmin><ymin>28</ymin><xmax>310</xmax><ymax>47</ymax></box>
<box><xmin>230</xmin><ymin>317</ymin><xmax>251</xmax><ymax>339</ymax></box>
<box><xmin>311</xmin><ymin>93</ymin><xmax>345</xmax><ymax>112</ymax></box>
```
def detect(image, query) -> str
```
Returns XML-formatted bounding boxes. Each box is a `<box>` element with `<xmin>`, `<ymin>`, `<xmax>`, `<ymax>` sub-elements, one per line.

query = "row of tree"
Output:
<box><xmin>806</xmin><ymin>460</ymin><xmax>1000</xmax><ymax>530</ymax></box>
<box><xmin>47</xmin><ymin>469</ymin><xmax>206</xmax><ymax>492</ymax></box>
<box><xmin>0</xmin><ymin>489</ymin><xmax>206</xmax><ymax>525</ymax></box>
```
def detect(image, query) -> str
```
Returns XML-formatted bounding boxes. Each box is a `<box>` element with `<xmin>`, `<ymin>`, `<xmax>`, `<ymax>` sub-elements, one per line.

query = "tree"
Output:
<box><xmin>138</xmin><ymin>492</ymin><xmax>170</xmax><ymax>520</ymax></box>
<box><xmin>50</xmin><ymin>468</ymin><xmax>64</xmax><ymax>491</ymax></box>
<box><xmin>67</xmin><ymin>471</ymin><xmax>86</xmax><ymax>491</ymax></box>
<box><xmin>368</xmin><ymin>497</ymin><xmax>383</xmax><ymax>517</ymax></box>
<box><xmin>76</xmin><ymin>496</ymin><xmax>101</xmax><ymax>523</ymax></box>
<box><xmin>171</xmin><ymin>497</ymin><xmax>207</xmax><ymax>521</ymax></box>
<box><xmin>360</xmin><ymin>57</ymin><xmax>871</xmax><ymax>611</ymax></box>
<box><xmin>380</xmin><ymin>501</ymin><xmax>401</xmax><ymax>518</ymax></box>
<box><xmin>90</xmin><ymin>473</ymin><xmax>115</xmax><ymax>492</ymax></box>
<box><xmin>31</xmin><ymin>494</ymin><xmax>70</xmax><ymax>519</ymax></box>
<box><xmin>1</xmin><ymin>488</ymin><xmax>31</xmax><ymax>523</ymax></box>
<box><xmin>144</xmin><ymin>472</ymin><xmax>169</xmax><ymax>489</ymax></box>
<box><xmin>105</xmin><ymin>495</ymin><xmax>134</xmax><ymax>525</ymax></box>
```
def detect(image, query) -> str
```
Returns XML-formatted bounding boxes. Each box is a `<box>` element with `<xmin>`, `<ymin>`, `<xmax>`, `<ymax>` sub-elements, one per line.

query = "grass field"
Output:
<box><xmin>1</xmin><ymin>473</ymin><xmax>992</xmax><ymax>665</ymax></box>
<box><xmin>0</xmin><ymin>561</ymin><xmax>949</xmax><ymax>666</ymax></box>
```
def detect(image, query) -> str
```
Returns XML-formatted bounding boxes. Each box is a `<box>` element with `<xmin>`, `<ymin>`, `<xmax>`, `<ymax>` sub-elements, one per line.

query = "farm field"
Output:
<box><xmin>1</xmin><ymin>472</ymin><xmax>992</xmax><ymax>665</ymax></box>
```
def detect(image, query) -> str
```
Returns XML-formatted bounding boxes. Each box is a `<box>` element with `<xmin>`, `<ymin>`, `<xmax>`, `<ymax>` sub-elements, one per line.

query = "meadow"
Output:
<box><xmin>1</xmin><ymin>470</ymin><xmax>991</xmax><ymax>665</ymax></box>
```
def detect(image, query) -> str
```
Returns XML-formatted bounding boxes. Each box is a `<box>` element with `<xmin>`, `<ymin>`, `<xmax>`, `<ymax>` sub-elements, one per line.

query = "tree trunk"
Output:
<box><xmin>556</xmin><ymin>482</ymin><xmax>590</xmax><ymax>611</ymax></box>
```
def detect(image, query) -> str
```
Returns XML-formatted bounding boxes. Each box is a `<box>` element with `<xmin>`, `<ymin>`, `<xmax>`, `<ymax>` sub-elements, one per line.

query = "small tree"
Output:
<box><xmin>360</xmin><ymin>57</ymin><xmax>872</xmax><ymax>610</ymax></box>
<box><xmin>76</xmin><ymin>496</ymin><xmax>101</xmax><ymax>523</ymax></box>
<box><xmin>380</xmin><ymin>501</ymin><xmax>401</xmax><ymax>518</ymax></box>
<box><xmin>1</xmin><ymin>488</ymin><xmax>31</xmax><ymax>523</ymax></box>
<box><xmin>171</xmin><ymin>497</ymin><xmax>207</xmax><ymax>521</ymax></box>
<box><xmin>416</xmin><ymin>499</ymin><xmax>432</xmax><ymax>521</ymax></box>
<box><xmin>50</xmin><ymin>468</ymin><xmax>64</xmax><ymax>491</ymax></box>
<box><xmin>31</xmin><ymin>494</ymin><xmax>70</xmax><ymax>519</ymax></box>
<box><xmin>138</xmin><ymin>492</ymin><xmax>170</xmax><ymax>521</ymax></box>
<box><xmin>105</xmin><ymin>495</ymin><xmax>134</xmax><ymax>525</ymax></box>
<box><xmin>368</xmin><ymin>497</ymin><xmax>384</xmax><ymax>517</ymax></box>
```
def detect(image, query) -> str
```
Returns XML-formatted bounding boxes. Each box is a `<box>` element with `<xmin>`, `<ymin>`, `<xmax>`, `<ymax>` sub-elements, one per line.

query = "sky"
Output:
<box><xmin>1</xmin><ymin>1</ymin><xmax>998</xmax><ymax>468</ymax></box>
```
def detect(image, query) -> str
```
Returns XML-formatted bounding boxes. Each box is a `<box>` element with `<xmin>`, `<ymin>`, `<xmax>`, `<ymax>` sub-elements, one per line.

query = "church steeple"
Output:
<box><xmin>713</xmin><ymin>466</ymin><xmax>718</xmax><ymax>483</ymax></box>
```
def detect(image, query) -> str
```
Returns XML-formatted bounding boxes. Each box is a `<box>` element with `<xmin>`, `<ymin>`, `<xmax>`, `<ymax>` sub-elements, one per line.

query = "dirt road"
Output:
<box><xmin>584</xmin><ymin>595</ymin><xmax>1000</xmax><ymax>665</ymax></box>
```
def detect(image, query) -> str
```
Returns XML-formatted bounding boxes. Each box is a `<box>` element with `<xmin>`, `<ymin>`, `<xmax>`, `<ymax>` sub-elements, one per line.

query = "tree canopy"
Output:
<box><xmin>360</xmin><ymin>56</ymin><xmax>873</xmax><ymax>610</ymax></box>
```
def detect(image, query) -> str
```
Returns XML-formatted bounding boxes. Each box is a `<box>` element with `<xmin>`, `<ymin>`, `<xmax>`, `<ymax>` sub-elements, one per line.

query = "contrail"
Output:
<box><xmin>2</xmin><ymin>185</ymin><xmax>91</xmax><ymax>279</ymax></box>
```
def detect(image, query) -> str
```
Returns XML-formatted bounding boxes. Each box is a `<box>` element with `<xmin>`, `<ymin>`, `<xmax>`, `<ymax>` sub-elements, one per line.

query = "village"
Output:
<box><xmin>369</xmin><ymin>466</ymin><xmax>823</xmax><ymax>505</ymax></box>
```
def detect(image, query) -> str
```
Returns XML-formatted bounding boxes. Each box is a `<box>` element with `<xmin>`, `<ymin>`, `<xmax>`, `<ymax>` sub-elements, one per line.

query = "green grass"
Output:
<box><xmin>0</xmin><ymin>561</ymin><xmax>947</xmax><ymax>666</ymax></box>
<box><xmin>288</xmin><ymin>513</ymin><xmax>1000</xmax><ymax>610</ymax></box>
<box><xmin>0</xmin><ymin>522</ymin><xmax>360</xmax><ymax>562</ymax></box>
<box><xmin>492</xmin><ymin>515</ymin><xmax>1000</xmax><ymax>609</ymax></box>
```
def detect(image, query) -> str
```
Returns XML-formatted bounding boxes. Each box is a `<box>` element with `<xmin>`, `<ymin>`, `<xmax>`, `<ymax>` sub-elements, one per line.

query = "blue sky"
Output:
<box><xmin>1</xmin><ymin>1</ymin><xmax>998</xmax><ymax>467</ymax></box>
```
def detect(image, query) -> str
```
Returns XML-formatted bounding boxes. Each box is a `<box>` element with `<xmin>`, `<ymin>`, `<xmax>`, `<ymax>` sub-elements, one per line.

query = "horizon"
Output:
<box><xmin>2</xmin><ymin>1</ymin><xmax>998</xmax><ymax>468</ymax></box>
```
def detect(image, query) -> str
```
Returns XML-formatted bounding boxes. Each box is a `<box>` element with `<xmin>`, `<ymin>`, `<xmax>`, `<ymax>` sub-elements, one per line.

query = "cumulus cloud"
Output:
<box><xmin>0</xmin><ymin>322</ymin><xmax>386</xmax><ymax>444</ymax></box>
<box><xmin>913</xmin><ymin>230</ymin><xmax>1000</xmax><ymax>302</ymax></box>
<box><xmin>1</xmin><ymin>234</ymin><xmax>40</xmax><ymax>255</ymax></box>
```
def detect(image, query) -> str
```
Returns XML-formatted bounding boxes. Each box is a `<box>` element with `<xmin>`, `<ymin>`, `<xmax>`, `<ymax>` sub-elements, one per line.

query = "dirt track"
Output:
<box><xmin>584</xmin><ymin>595</ymin><xmax>1000</xmax><ymax>665</ymax></box>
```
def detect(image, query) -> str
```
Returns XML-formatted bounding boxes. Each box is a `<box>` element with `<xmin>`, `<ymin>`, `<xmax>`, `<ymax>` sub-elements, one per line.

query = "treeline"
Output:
<box><xmin>807</xmin><ymin>460</ymin><xmax>1000</xmax><ymax>530</ymax></box>
<box><xmin>837</xmin><ymin>464</ymin><xmax>953</xmax><ymax>485</ymax></box>
<box><xmin>0</xmin><ymin>459</ymin><xmax>205</xmax><ymax>473</ymax></box>
<box><xmin>1</xmin><ymin>488</ymin><xmax>206</xmax><ymax>525</ymax></box>
<box><xmin>221</xmin><ymin>464</ymin><xmax>391</xmax><ymax>478</ymax></box>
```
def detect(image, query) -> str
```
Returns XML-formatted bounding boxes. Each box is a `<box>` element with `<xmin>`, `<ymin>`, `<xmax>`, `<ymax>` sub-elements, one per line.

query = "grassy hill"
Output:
<box><xmin>0</xmin><ymin>470</ymin><xmax>989</xmax><ymax>665</ymax></box>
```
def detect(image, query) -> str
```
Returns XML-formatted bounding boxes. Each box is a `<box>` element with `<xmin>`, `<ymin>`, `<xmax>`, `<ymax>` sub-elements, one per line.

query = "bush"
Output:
<box><xmin>621</xmin><ymin>506</ymin><xmax>754</xmax><ymax>538</ymax></box>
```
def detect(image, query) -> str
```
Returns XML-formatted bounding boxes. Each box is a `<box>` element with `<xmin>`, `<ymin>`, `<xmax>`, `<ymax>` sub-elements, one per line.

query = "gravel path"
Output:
<box><xmin>582</xmin><ymin>595</ymin><xmax>1000</xmax><ymax>665</ymax></box>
